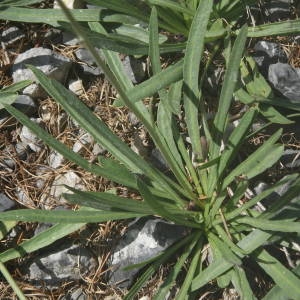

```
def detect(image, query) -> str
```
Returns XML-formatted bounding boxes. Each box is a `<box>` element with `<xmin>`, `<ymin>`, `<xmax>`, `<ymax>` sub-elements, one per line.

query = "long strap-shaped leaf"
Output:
<box><xmin>0</xmin><ymin>208</ymin><xmax>146</xmax><ymax>223</ymax></box>
<box><xmin>207</xmin><ymin>26</ymin><xmax>248</xmax><ymax>196</ymax></box>
<box><xmin>149</xmin><ymin>7</ymin><xmax>190</xmax><ymax>190</ymax></box>
<box><xmin>117</xmin><ymin>59</ymin><xmax>184</xmax><ymax>105</ymax></box>
<box><xmin>191</xmin><ymin>229</ymin><xmax>300</xmax><ymax>296</ymax></box>
<box><xmin>0</xmin><ymin>262</ymin><xmax>26</xmax><ymax>300</ymax></box>
<box><xmin>153</xmin><ymin>234</ymin><xmax>202</xmax><ymax>300</ymax></box>
<box><xmin>0</xmin><ymin>7</ymin><xmax>103</xmax><ymax>26</ymax></box>
<box><xmin>255</xmin><ymin>248</ymin><xmax>300</xmax><ymax>300</ymax></box>
<box><xmin>63</xmin><ymin>187</ymin><xmax>154</xmax><ymax>214</ymax></box>
<box><xmin>262</xmin><ymin>264</ymin><xmax>300</xmax><ymax>300</ymax></box>
<box><xmin>234</xmin><ymin>217</ymin><xmax>300</xmax><ymax>233</ymax></box>
<box><xmin>149</xmin><ymin>0</ymin><xmax>194</xmax><ymax>16</ymax></box>
<box><xmin>221</xmin><ymin>129</ymin><xmax>284</xmax><ymax>189</ymax></box>
<box><xmin>247</xmin><ymin>19</ymin><xmax>300</xmax><ymax>37</ymax></box>
<box><xmin>0</xmin><ymin>222</ymin><xmax>85</xmax><ymax>262</ymax></box>
<box><xmin>209</xmin><ymin>24</ymin><xmax>248</xmax><ymax>161</ymax></box>
<box><xmin>183</xmin><ymin>0</ymin><xmax>213</xmax><ymax>159</ymax></box>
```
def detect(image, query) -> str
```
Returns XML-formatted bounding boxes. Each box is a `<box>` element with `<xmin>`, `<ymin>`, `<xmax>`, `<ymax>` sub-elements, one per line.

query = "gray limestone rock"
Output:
<box><xmin>128</xmin><ymin>112</ymin><xmax>140</xmax><ymax>126</ymax></box>
<box><xmin>0</xmin><ymin>142</ymin><xmax>27</xmax><ymax>171</ymax></box>
<box><xmin>49</xmin><ymin>171</ymin><xmax>85</xmax><ymax>203</ymax></box>
<box><xmin>280</xmin><ymin>149</ymin><xmax>300</xmax><ymax>168</ymax></box>
<box><xmin>13</xmin><ymin>95</ymin><xmax>36</xmax><ymax>115</ymax></box>
<box><xmin>44</xmin><ymin>28</ymin><xmax>63</xmax><ymax>44</ymax></box>
<box><xmin>1</xmin><ymin>26</ymin><xmax>25</xmax><ymax>46</ymax></box>
<box><xmin>265</xmin><ymin>0</ymin><xmax>291</xmax><ymax>21</ymax></box>
<box><xmin>108</xmin><ymin>217</ymin><xmax>188</xmax><ymax>288</ymax></box>
<box><xmin>150</xmin><ymin>148</ymin><xmax>169</xmax><ymax>172</ymax></box>
<box><xmin>59</xmin><ymin>288</ymin><xmax>87</xmax><ymax>300</ymax></box>
<box><xmin>68</xmin><ymin>79</ymin><xmax>84</xmax><ymax>96</ymax></box>
<box><xmin>12</xmin><ymin>47</ymin><xmax>71</xmax><ymax>98</ymax></box>
<box><xmin>253</xmin><ymin>41</ymin><xmax>287</xmax><ymax>76</ymax></box>
<box><xmin>254</xmin><ymin>175</ymin><xmax>300</xmax><ymax>211</ymax></box>
<box><xmin>0</xmin><ymin>193</ymin><xmax>15</xmax><ymax>212</ymax></box>
<box><xmin>48</xmin><ymin>151</ymin><xmax>65</xmax><ymax>169</ymax></box>
<box><xmin>0</xmin><ymin>94</ymin><xmax>36</xmax><ymax>127</ymax></box>
<box><xmin>122</xmin><ymin>56</ymin><xmax>145</xmax><ymax>84</ymax></box>
<box><xmin>72</xmin><ymin>131</ymin><xmax>94</xmax><ymax>154</ymax></box>
<box><xmin>25</xmin><ymin>242</ymin><xmax>97</xmax><ymax>288</ymax></box>
<box><xmin>268</xmin><ymin>62</ymin><xmax>300</xmax><ymax>103</ymax></box>
<box><xmin>19</xmin><ymin>118</ymin><xmax>43</xmax><ymax>152</ymax></box>
<box><xmin>75</xmin><ymin>48</ymin><xmax>102</xmax><ymax>76</ymax></box>
<box><xmin>62</xmin><ymin>31</ymin><xmax>80</xmax><ymax>46</ymax></box>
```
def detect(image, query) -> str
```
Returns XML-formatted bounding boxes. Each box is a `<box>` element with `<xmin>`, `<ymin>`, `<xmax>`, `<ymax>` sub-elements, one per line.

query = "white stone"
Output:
<box><xmin>72</xmin><ymin>132</ymin><xmax>94</xmax><ymax>153</ymax></box>
<box><xmin>12</xmin><ymin>47</ymin><xmax>71</xmax><ymax>98</ymax></box>
<box><xmin>48</xmin><ymin>151</ymin><xmax>65</xmax><ymax>169</ymax></box>
<box><xmin>54</xmin><ymin>0</ymin><xmax>85</xmax><ymax>9</ymax></box>
<box><xmin>0</xmin><ymin>193</ymin><xmax>15</xmax><ymax>212</ymax></box>
<box><xmin>68</xmin><ymin>79</ymin><xmax>84</xmax><ymax>96</ymax></box>
<box><xmin>19</xmin><ymin>118</ymin><xmax>43</xmax><ymax>152</ymax></box>
<box><xmin>1</xmin><ymin>26</ymin><xmax>25</xmax><ymax>46</ymax></box>
<box><xmin>50</xmin><ymin>171</ymin><xmax>85</xmax><ymax>200</ymax></box>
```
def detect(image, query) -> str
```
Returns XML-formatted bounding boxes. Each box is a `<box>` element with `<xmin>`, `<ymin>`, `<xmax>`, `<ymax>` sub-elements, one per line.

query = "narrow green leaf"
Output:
<box><xmin>149</xmin><ymin>8</ymin><xmax>188</xmax><ymax>186</ymax></box>
<box><xmin>149</xmin><ymin>0</ymin><xmax>194</xmax><ymax>16</ymax></box>
<box><xmin>183</xmin><ymin>0</ymin><xmax>213</xmax><ymax>158</ymax></box>
<box><xmin>154</xmin><ymin>233</ymin><xmax>201</xmax><ymax>300</ymax></box>
<box><xmin>208</xmin><ymin>232</ymin><xmax>242</xmax><ymax>266</ymax></box>
<box><xmin>231</xmin><ymin>266</ymin><xmax>257</xmax><ymax>300</ymax></box>
<box><xmin>218</xmin><ymin>108</ymin><xmax>257</xmax><ymax>177</ymax></box>
<box><xmin>191</xmin><ymin>229</ymin><xmax>274</xmax><ymax>291</ymax></box>
<box><xmin>176</xmin><ymin>238</ymin><xmax>203</xmax><ymax>299</ymax></box>
<box><xmin>88</xmin><ymin>22</ymin><xmax>134</xmax><ymax>93</ymax></box>
<box><xmin>215</xmin><ymin>225</ymin><xmax>247</xmax><ymax>257</ymax></box>
<box><xmin>218</xmin><ymin>174</ymin><xmax>298</xmax><ymax>224</ymax></box>
<box><xmin>256</xmin><ymin>248</ymin><xmax>300</xmax><ymax>299</ymax></box>
<box><xmin>167</xmin><ymin>80</ymin><xmax>183</xmax><ymax>115</ymax></box>
<box><xmin>28</xmin><ymin>65</ymin><xmax>147</xmax><ymax>174</ymax></box>
<box><xmin>114</xmin><ymin>23</ymin><xmax>167</xmax><ymax>44</ymax></box>
<box><xmin>225</xmin><ymin>180</ymin><xmax>249</xmax><ymax>211</ymax></box>
<box><xmin>260</xmin><ymin>104</ymin><xmax>293</xmax><ymax>124</ymax></box>
<box><xmin>0</xmin><ymin>222</ymin><xmax>85</xmax><ymax>263</ymax></box>
<box><xmin>0</xmin><ymin>262</ymin><xmax>26</xmax><ymax>300</ymax></box>
<box><xmin>97</xmin><ymin>156</ymin><xmax>136</xmax><ymax>188</ymax></box>
<box><xmin>1</xmin><ymin>80</ymin><xmax>32</xmax><ymax>93</ymax></box>
<box><xmin>87</xmin><ymin>0</ymin><xmax>149</xmax><ymax>23</ymax></box>
<box><xmin>0</xmin><ymin>93</ymin><xmax>18</xmax><ymax>109</ymax></box>
<box><xmin>57</xmin><ymin>1</ymin><xmax>192</xmax><ymax>204</ymax></box>
<box><xmin>247</xmin><ymin>19</ymin><xmax>300</xmax><ymax>37</ymax></box>
<box><xmin>0</xmin><ymin>7</ymin><xmax>103</xmax><ymax>26</ymax></box>
<box><xmin>222</xmin><ymin>129</ymin><xmax>284</xmax><ymax>189</ymax></box>
<box><xmin>0</xmin><ymin>0</ymin><xmax>43</xmax><ymax>6</ymax></box>
<box><xmin>210</xmin><ymin>25</ymin><xmax>248</xmax><ymax>160</ymax></box>
<box><xmin>63</xmin><ymin>187</ymin><xmax>154</xmax><ymax>214</ymax></box>
<box><xmin>262</xmin><ymin>264</ymin><xmax>300</xmax><ymax>300</ymax></box>
<box><xmin>116</xmin><ymin>59</ymin><xmax>183</xmax><ymax>106</ymax></box>
<box><xmin>235</xmin><ymin>217</ymin><xmax>300</xmax><ymax>233</ymax></box>
<box><xmin>0</xmin><ymin>221</ymin><xmax>17</xmax><ymax>240</ymax></box>
<box><xmin>0</xmin><ymin>208</ymin><xmax>145</xmax><ymax>223</ymax></box>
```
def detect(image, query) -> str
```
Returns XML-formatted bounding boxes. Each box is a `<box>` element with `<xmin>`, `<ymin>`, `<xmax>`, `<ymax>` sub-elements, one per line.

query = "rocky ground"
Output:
<box><xmin>0</xmin><ymin>1</ymin><xmax>300</xmax><ymax>299</ymax></box>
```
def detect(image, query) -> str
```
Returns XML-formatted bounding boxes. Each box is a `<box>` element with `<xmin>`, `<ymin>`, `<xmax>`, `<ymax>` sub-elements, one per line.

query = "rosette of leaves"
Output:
<box><xmin>0</xmin><ymin>0</ymin><xmax>300</xmax><ymax>299</ymax></box>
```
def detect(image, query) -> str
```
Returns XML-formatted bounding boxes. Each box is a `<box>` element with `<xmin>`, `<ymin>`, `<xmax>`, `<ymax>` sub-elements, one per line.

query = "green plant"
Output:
<box><xmin>0</xmin><ymin>0</ymin><xmax>300</xmax><ymax>298</ymax></box>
